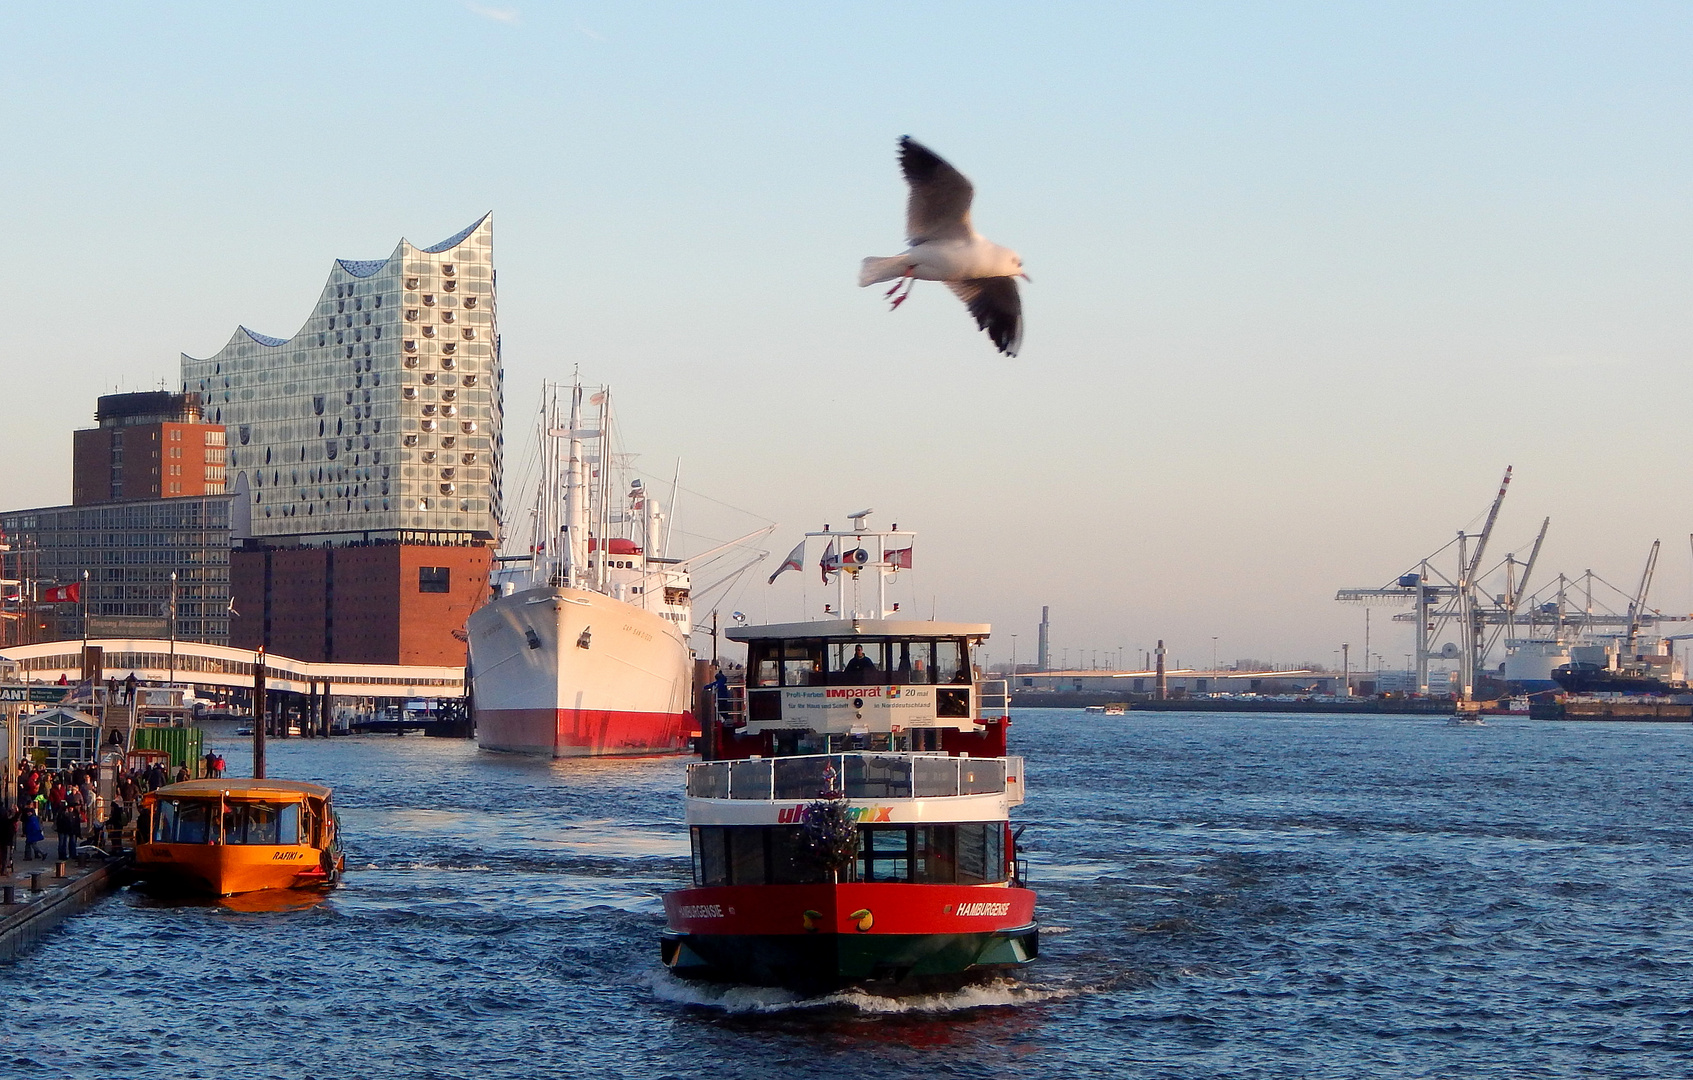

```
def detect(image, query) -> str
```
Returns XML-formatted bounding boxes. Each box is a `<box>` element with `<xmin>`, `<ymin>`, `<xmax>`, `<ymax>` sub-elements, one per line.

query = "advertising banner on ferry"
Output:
<box><xmin>767</xmin><ymin>685</ymin><xmax>939</xmax><ymax>731</ymax></box>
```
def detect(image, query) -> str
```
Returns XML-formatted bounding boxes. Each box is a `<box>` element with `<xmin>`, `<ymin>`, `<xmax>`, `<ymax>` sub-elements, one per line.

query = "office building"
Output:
<box><xmin>71</xmin><ymin>391</ymin><xmax>227</xmax><ymax>505</ymax></box>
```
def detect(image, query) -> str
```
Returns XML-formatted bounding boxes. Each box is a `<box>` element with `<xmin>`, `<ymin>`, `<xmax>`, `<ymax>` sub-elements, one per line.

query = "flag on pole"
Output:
<box><xmin>887</xmin><ymin>546</ymin><xmax>913</xmax><ymax>570</ymax></box>
<box><xmin>42</xmin><ymin>583</ymin><xmax>80</xmax><ymax>603</ymax></box>
<box><xmin>820</xmin><ymin>538</ymin><xmax>839</xmax><ymax>584</ymax></box>
<box><xmin>768</xmin><ymin>539</ymin><xmax>806</xmax><ymax>585</ymax></box>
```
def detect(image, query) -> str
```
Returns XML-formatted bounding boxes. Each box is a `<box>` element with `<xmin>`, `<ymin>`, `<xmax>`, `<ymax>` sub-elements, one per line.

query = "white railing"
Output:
<box><xmin>687</xmin><ymin>752</ymin><xmax>1007</xmax><ymax>801</ymax></box>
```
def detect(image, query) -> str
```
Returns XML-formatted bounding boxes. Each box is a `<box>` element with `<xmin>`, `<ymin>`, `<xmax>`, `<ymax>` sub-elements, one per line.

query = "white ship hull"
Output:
<box><xmin>468</xmin><ymin>584</ymin><xmax>694</xmax><ymax>757</ymax></box>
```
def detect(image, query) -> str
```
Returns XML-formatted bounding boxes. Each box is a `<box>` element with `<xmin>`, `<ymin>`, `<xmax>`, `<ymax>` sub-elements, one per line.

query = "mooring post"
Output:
<box><xmin>253</xmin><ymin>647</ymin><xmax>267</xmax><ymax>779</ymax></box>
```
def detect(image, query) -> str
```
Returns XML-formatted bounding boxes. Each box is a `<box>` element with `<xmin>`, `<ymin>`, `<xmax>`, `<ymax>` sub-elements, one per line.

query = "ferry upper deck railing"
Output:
<box><xmin>975</xmin><ymin>678</ymin><xmax>1009</xmax><ymax>719</ymax></box>
<box><xmin>686</xmin><ymin>752</ymin><xmax>1017</xmax><ymax>801</ymax></box>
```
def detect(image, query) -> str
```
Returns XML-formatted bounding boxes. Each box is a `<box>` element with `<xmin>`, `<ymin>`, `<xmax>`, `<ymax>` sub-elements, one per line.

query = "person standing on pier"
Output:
<box><xmin>54</xmin><ymin>803</ymin><xmax>81</xmax><ymax>860</ymax></box>
<box><xmin>22</xmin><ymin>806</ymin><xmax>44</xmax><ymax>861</ymax></box>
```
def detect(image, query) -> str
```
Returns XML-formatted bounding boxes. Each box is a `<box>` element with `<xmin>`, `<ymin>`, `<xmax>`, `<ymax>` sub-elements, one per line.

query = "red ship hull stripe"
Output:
<box><xmin>477</xmin><ymin>706</ymin><xmax>692</xmax><ymax>757</ymax></box>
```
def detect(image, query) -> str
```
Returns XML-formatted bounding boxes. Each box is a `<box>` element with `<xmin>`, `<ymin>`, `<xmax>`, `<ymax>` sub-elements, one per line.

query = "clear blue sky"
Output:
<box><xmin>3</xmin><ymin>2</ymin><xmax>1691</xmax><ymax>668</ymax></box>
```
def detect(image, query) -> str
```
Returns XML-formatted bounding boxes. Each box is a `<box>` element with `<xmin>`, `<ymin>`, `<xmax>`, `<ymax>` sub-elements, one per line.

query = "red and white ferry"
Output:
<box><xmin>661</xmin><ymin>513</ymin><xmax>1037</xmax><ymax>994</ymax></box>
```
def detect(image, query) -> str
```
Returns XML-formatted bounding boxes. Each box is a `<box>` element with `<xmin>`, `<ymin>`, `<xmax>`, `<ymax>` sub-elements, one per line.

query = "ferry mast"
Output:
<box><xmin>809</xmin><ymin>509</ymin><xmax>914</xmax><ymax>619</ymax></box>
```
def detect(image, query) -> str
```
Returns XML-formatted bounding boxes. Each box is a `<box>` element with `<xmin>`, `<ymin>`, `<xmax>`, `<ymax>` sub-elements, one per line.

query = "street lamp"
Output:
<box><xmin>1212</xmin><ymin>636</ymin><xmax>1219</xmax><ymax>672</ymax></box>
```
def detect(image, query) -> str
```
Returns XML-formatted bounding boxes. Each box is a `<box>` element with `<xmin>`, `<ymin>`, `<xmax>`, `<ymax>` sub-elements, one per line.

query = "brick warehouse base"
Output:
<box><xmin>231</xmin><ymin>542</ymin><xmax>489</xmax><ymax>665</ymax></box>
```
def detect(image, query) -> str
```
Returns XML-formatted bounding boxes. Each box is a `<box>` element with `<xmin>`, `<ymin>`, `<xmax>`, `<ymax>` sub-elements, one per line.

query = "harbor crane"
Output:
<box><xmin>1338</xmin><ymin>469</ymin><xmax>1685</xmax><ymax>700</ymax></box>
<box><xmin>1336</xmin><ymin>467</ymin><xmax>1522</xmax><ymax>698</ymax></box>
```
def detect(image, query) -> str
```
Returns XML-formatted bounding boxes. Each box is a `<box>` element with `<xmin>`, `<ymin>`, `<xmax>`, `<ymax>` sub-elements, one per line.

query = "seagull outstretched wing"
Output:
<box><xmin>947</xmin><ymin>277</ymin><xmax>1023</xmax><ymax>357</ymax></box>
<box><xmin>900</xmin><ymin>136</ymin><xmax>974</xmax><ymax>244</ymax></box>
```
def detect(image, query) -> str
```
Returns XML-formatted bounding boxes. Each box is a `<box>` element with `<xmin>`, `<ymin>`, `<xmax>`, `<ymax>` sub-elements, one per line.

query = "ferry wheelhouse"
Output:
<box><xmin>661</xmin><ymin>515</ymin><xmax>1036</xmax><ymax>994</ymax></box>
<box><xmin>135</xmin><ymin>779</ymin><xmax>345</xmax><ymax>896</ymax></box>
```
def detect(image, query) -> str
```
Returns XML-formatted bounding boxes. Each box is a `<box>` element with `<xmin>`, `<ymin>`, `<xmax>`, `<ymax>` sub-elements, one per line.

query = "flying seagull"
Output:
<box><xmin>860</xmin><ymin>136</ymin><xmax>1027</xmax><ymax>356</ymax></box>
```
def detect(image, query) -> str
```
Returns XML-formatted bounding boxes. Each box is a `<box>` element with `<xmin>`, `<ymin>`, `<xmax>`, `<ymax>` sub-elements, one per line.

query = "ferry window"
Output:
<box><xmin>937</xmin><ymin>687</ymin><xmax>971</xmax><ymax>719</ymax></box>
<box><xmin>768</xmin><ymin>826</ymin><xmax>829</xmax><ymax>885</ymax></box>
<box><xmin>935</xmin><ymin>640</ymin><xmax>967</xmax><ymax>683</ymax></box>
<box><xmin>956</xmin><ymin>823</ymin><xmax>1007</xmax><ymax>885</ymax></box>
<box><xmin>748</xmin><ymin>642</ymin><xmax>780</xmax><ymax>686</ymax></box>
<box><xmin>895</xmin><ymin>641</ymin><xmax>933</xmax><ymax>684</ymax></box>
<box><xmin>783</xmin><ymin>658</ymin><xmax>820</xmax><ymax>686</ymax></box>
<box><xmin>727</xmin><ymin>826</ymin><xmax>767</xmax><ymax>885</ymax></box>
<box><xmin>693</xmin><ymin>826</ymin><xmax>728</xmax><ymax>886</ymax></box>
<box><xmin>915</xmin><ymin>825</ymin><xmax>957</xmax><ymax>883</ymax></box>
<box><xmin>828</xmin><ymin>641</ymin><xmax>886</xmax><ymax>685</ymax></box>
<box><xmin>859</xmin><ymin>826</ymin><xmax>910</xmax><ymax>883</ymax></box>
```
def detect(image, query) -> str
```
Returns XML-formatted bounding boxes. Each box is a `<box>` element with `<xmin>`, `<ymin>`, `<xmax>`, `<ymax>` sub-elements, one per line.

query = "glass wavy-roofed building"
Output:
<box><xmin>180</xmin><ymin>215</ymin><xmax>502</xmax><ymax>544</ymax></box>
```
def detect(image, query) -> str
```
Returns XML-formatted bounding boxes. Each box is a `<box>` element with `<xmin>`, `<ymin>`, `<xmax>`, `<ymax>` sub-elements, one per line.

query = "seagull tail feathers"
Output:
<box><xmin>859</xmin><ymin>256</ymin><xmax>908</xmax><ymax>288</ymax></box>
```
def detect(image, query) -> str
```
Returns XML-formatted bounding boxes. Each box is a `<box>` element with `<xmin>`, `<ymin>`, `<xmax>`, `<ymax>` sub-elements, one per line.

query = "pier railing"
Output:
<box><xmin>687</xmin><ymin>752</ymin><xmax>1010</xmax><ymax>801</ymax></box>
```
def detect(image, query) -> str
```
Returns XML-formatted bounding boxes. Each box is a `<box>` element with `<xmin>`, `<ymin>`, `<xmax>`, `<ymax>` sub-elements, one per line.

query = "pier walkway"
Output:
<box><xmin>0</xmin><ymin>849</ymin><xmax>123</xmax><ymax>962</ymax></box>
<box><xmin>0</xmin><ymin>639</ymin><xmax>464</xmax><ymax>700</ymax></box>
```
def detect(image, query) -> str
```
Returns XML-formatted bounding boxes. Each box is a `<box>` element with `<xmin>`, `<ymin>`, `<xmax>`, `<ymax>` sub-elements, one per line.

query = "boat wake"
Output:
<box><xmin>645</xmin><ymin>970</ymin><xmax>1082</xmax><ymax>1014</ymax></box>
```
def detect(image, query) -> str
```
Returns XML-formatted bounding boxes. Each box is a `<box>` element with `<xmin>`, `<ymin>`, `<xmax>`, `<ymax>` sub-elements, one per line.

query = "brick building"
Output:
<box><xmin>71</xmin><ymin>391</ymin><xmax>227</xmax><ymax>504</ymax></box>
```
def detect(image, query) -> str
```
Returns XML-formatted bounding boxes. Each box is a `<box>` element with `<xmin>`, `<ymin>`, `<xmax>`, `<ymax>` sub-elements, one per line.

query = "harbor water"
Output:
<box><xmin>5</xmin><ymin>709</ymin><xmax>1693</xmax><ymax>1078</ymax></box>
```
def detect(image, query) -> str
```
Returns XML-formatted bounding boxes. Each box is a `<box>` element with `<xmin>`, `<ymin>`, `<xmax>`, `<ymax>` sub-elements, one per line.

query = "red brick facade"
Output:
<box><xmin>72</xmin><ymin>422</ymin><xmax>226</xmax><ymax>504</ymax></box>
<box><xmin>230</xmin><ymin>543</ymin><xmax>490</xmax><ymax>665</ymax></box>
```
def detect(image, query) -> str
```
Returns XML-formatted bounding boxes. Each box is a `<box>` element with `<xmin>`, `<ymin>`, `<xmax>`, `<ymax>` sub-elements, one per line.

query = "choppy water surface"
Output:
<box><xmin>6</xmin><ymin>710</ymin><xmax>1693</xmax><ymax>1078</ymax></box>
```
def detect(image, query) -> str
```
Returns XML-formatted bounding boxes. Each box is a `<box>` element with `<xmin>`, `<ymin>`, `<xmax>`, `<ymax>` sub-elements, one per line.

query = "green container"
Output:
<box><xmin>133</xmin><ymin>726</ymin><xmax>206</xmax><ymax>773</ymax></box>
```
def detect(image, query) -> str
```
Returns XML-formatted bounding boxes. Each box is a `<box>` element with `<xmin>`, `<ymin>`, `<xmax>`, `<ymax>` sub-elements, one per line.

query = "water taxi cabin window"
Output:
<box><xmin>221</xmin><ymin>802</ymin><xmax>301</xmax><ymax>845</ymax></box>
<box><xmin>154</xmin><ymin>800</ymin><xmax>214</xmax><ymax>844</ymax></box>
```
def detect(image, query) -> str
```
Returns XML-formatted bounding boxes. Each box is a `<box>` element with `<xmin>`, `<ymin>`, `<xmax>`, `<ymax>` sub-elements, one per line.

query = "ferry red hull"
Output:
<box><xmin>661</xmin><ymin>883</ymin><xmax>1038</xmax><ymax>992</ymax></box>
<box><xmin>476</xmin><ymin>706</ymin><xmax>691</xmax><ymax>758</ymax></box>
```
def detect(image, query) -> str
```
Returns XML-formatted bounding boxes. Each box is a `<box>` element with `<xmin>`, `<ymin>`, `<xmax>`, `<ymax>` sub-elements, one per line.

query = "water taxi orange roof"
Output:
<box><xmin>149</xmin><ymin>779</ymin><xmax>332</xmax><ymax>800</ymax></box>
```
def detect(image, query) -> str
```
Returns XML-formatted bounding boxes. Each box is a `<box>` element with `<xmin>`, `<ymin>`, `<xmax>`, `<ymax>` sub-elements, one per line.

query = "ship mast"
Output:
<box><xmin>563</xmin><ymin>383</ymin><xmax>588</xmax><ymax>589</ymax></box>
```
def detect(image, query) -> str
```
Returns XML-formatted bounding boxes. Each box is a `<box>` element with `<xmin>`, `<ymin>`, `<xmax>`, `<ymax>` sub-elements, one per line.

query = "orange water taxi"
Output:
<box><xmin>135</xmin><ymin>779</ymin><xmax>345</xmax><ymax>896</ymax></box>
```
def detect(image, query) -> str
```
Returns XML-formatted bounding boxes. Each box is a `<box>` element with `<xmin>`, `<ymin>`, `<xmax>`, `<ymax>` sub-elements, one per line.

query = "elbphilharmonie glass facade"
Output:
<box><xmin>180</xmin><ymin>215</ymin><xmax>502</xmax><ymax>544</ymax></box>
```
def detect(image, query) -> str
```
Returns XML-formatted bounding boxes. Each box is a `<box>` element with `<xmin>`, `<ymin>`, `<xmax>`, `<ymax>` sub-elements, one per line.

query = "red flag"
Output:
<box><xmin>42</xmin><ymin>583</ymin><xmax>81</xmax><ymax>603</ymax></box>
<box><xmin>887</xmin><ymin>546</ymin><xmax>913</xmax><ymax>570</ymax></box>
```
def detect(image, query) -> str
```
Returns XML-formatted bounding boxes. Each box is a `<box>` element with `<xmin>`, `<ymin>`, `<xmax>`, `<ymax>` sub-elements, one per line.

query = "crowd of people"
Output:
<box><xmin>0</xmin><ymin>754</ymin><xmax>216</xmax><ymax>873</ymax></box>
